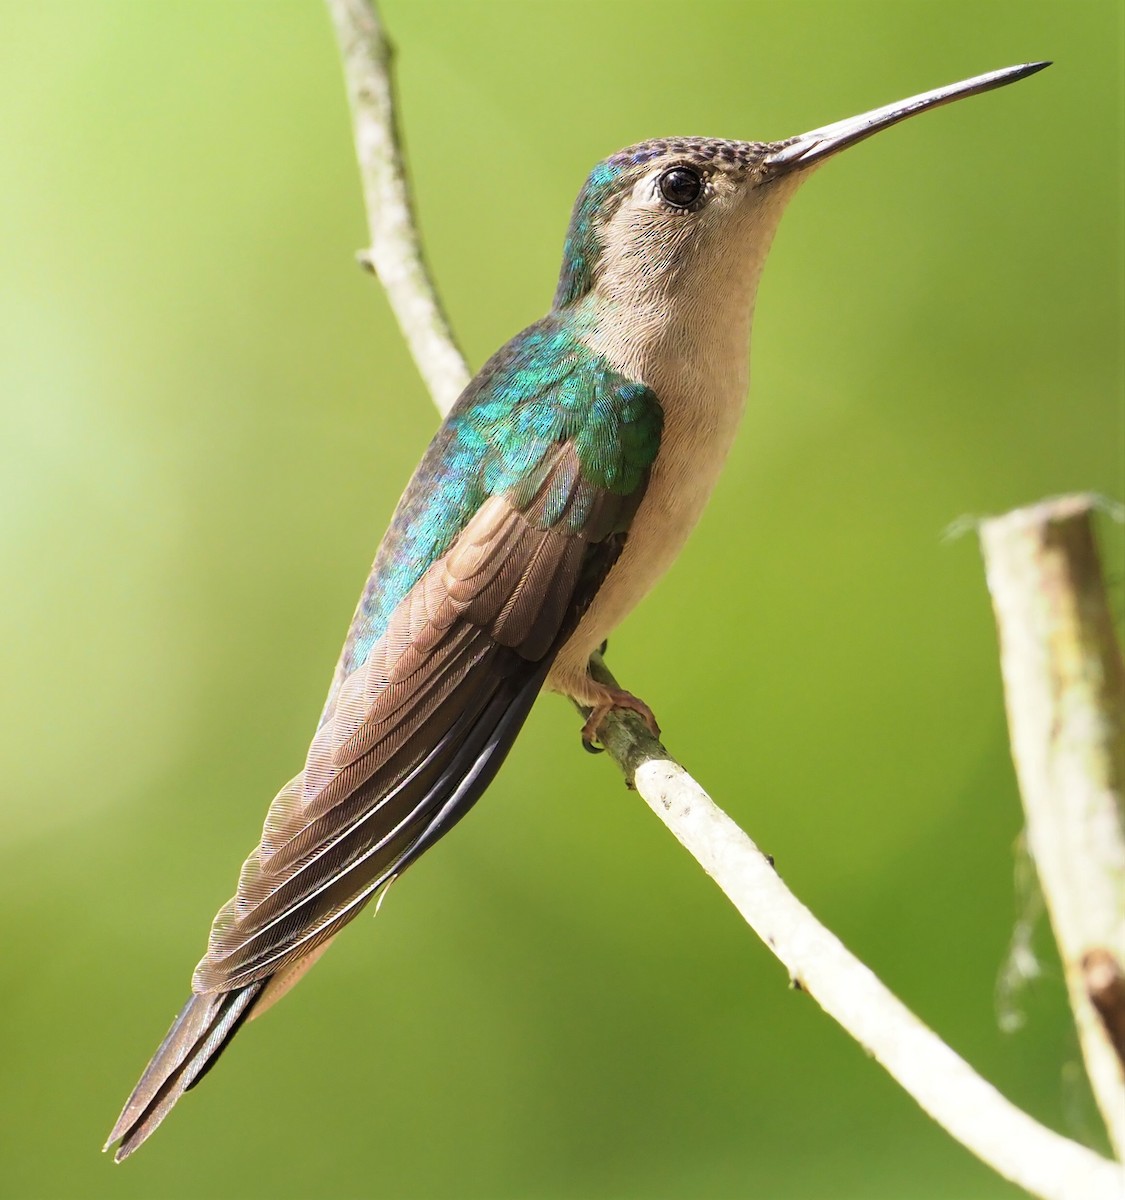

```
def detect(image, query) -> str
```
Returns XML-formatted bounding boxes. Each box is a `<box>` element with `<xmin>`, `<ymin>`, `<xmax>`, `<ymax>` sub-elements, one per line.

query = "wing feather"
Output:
<box><xmin>190</xmin><ymin>443</ymin><xmax>626</xmax><ymax>993</ymax></box>
<box><xmin>108</xmin><ymin>415</ymin><xmax>659</xmax><ymax>1160</ymax></box>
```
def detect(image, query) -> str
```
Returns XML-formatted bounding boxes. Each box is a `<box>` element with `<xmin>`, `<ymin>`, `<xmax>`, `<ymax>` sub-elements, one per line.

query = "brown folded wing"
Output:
<box><xmin>107</xmin><ymin>441</ymin><xmax>641</xmax><ymax>1159</ymax></box>
<box><xmin>193</xmin><ymin>442</ymin><xmax>631</xmax><ymax>992</ymax></box>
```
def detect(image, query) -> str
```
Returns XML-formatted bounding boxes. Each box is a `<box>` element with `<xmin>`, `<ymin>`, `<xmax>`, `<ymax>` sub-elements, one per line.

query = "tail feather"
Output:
<box><xmin>103</xmin><ymin>661</ymin><xmax>547</xmax><ymax>1161</ymax></box>
<box><xmin>104</xmin><ymin>983</ymin><xmax>264</xmax><ymax>1162</ymax></box>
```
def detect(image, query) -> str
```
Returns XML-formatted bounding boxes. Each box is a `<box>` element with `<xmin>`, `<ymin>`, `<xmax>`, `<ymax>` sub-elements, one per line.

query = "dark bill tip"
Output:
<box><xmin>764</xmin><ymin>61</ymin><xmax>1051</xmax><ymax>174</ymax></box>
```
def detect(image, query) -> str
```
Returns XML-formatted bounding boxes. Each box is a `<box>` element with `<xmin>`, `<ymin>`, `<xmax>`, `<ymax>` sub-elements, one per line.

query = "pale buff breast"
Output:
<box><xmin>544</xmin><ymin>171</ymin><xmax>798</xmax><ymax>703</ymax></box>
<box><xmin>547</xmin><ymin>318</ymin><xmax>751</xmax><ymax>703</ymax></box>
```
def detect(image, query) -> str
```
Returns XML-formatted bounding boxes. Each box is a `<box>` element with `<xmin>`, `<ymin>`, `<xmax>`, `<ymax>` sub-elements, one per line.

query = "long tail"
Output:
<box><xmin>104</xmin><ymin>658</ymin><xmax>550</xmax><ymax>1162</ymax></box>
<box><xmin>103</xmin><ymin>983</ymin><xmax>264</xmax><ymax>1162</ymax></box>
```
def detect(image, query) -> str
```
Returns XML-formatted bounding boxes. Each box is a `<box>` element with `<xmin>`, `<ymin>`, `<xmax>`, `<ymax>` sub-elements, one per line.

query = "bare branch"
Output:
<box><xmin>982</xmin><ymin>495</ymin><xmax>1125</xmax><ymax>1155</ymax></box>
<box><xmin>586</xmin><ymin>654</ymin><xmax>1123</xmax><ymax>1200</ymax></box>
<box><xmin>324</xmin><ymin>0</ymin><xmax>470</xmax><ymax>415</ymax></box>
<box><xmin>324</xmin><ymin>3</ymin><xmax>1125</xmax><ymax>1196</ymax></box>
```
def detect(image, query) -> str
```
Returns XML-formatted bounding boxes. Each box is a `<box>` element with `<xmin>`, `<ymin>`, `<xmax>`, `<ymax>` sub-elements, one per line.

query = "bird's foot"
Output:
<box><xmin>580</xmin><ymin>687</ymin><xmax>660</xmax><ymax>753</ymax></box>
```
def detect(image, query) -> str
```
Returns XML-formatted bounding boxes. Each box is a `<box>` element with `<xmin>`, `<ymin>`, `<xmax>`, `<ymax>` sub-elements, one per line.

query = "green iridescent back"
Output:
<box><xmin>321</xmin><ymin>316</ymin><xmax>662</xmax><ymax>721</ymax></box>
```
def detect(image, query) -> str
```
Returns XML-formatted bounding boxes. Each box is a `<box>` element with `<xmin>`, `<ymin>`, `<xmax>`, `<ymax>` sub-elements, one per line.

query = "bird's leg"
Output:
<box><xmin>580</xmin><ymin>682</ymin><xmax>661</xmax><ymax>753</ymax></box>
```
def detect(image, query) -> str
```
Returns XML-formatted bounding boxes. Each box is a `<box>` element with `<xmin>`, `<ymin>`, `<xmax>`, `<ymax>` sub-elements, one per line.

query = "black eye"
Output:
<box><xmin>658</xmin><ymin>166</ymin><xmax>704</xmax><ymax>208</ymax></box>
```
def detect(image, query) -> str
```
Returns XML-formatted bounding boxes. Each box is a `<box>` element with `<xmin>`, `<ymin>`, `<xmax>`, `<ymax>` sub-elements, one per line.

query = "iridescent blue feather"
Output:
<box><xmin>321</xmin><ymin>316</ymin><xmax>662</xmax><ymax>721</ymax></box>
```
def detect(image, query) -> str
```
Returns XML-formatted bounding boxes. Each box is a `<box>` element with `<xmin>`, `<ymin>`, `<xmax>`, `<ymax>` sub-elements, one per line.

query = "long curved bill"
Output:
<box><xmin>764</xmin><ymin>62</ymin><xmax>1049</xmax><ymax>173</ymax></box>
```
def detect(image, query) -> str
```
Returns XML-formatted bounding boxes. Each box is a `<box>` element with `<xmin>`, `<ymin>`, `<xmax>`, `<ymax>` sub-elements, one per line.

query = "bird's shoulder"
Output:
<box><xmin>328</xmin><ymin>316</ymin><xmax>663</xmax><ymax>699</ymax></box>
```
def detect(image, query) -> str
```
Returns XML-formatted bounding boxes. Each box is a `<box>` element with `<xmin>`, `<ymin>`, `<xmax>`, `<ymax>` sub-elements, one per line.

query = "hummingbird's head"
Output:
<box><xmin>552</xmin><ymin>136</ymin><xmax>784</xmax><ymax>314</ymax></box>
<box><xmin>553</xmin><ymin>62</ymin><xmax>1049</xmax><ymax>317</ymax></box>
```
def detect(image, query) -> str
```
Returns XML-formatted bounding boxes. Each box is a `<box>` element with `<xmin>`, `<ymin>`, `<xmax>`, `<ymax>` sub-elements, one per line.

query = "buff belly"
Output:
<box><xmin>546</xmin><ymin>379</ymin><xmax>746</xmax><ymax>705</ymax></box>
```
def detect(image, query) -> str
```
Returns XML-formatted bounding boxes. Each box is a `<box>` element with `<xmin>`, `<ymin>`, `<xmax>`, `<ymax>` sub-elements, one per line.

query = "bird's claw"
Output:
<box><xmin>580</xmin><ymin>689</ymin><xmax>661</xmax><ymax>752</ymax></box>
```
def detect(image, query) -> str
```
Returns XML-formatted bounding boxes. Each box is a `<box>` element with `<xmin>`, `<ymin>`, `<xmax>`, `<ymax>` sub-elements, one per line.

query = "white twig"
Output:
<box><xmin>981</xmin><ymin>495</ymin><xmax>1125</xmax><ymax>1156</ymax></box>
<box><xmin>325</xmin><ymin>0</ymin><xmax>470</xmax><ymax>415</ymax></box>
<box><xmin>588</xmin><ymin>656</ymin><xmax>1123</xmax><ymax>1200</ymax></box>
<box><xmin>324</xmin><ymin>3</ymin><xmax>1125</xmax><ymax>1196</ymax></box>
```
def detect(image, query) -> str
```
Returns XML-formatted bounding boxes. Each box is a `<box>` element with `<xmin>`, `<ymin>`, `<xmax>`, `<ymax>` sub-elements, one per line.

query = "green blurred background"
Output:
<box><xmin>1</xmin><ymin>2</ymin><xmax>1122</xmax><ymax>1197</ymax></box>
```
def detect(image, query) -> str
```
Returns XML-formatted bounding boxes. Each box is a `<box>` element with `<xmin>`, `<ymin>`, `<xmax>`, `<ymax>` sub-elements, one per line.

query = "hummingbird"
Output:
<box><xmin>106</xmin><ymin>60</ymin><xmax>1047</xmax><ymax>1160</ymax></box>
